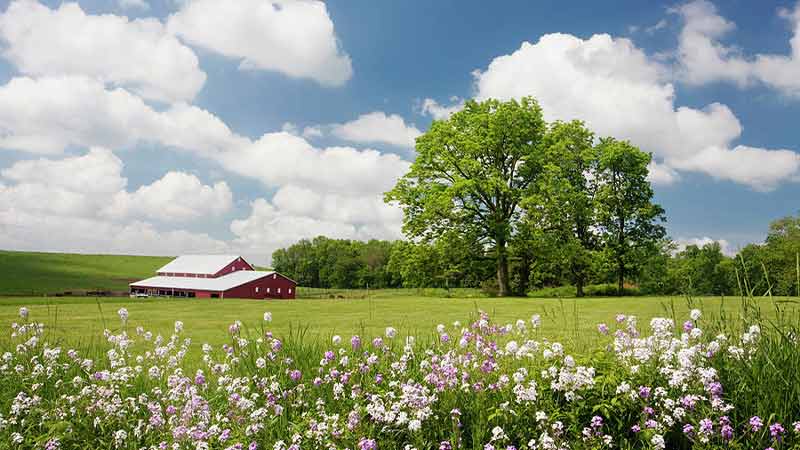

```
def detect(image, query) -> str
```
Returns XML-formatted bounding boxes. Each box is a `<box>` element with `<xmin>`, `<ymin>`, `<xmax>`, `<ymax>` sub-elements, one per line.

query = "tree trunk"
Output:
<box><xmin>496</xmin><ymin>237</ymin><xmax>510</xmax><ymax>297</ymax></box>
<box><xmin>576</xmin><ymin>276</ymin><xmax>585</xmax><ymax>298</ymax></box>
<box><xmin>617</xmin><ymin>259</ymin><xmax>625</xmax><ymax>296</ymax></box>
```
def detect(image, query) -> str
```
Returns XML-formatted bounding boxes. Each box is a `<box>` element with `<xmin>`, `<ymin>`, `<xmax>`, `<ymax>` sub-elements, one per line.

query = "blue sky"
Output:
<box><xmin>0</xmin><ymin>0</ymin><xmax>798</xmax><ymax>262</ymax></box>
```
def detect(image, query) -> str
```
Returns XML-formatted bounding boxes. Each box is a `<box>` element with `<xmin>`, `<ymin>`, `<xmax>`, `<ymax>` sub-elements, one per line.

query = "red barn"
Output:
<box><xmin>130</xmin><ymin>255</ymin><xmax>296</xmax><ymax>299</ymax></box>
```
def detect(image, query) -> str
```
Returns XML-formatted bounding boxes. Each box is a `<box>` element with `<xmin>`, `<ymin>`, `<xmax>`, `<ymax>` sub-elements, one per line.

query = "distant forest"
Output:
<box><xmin>272</xmin><ymin>214</ymin><xmax>800</xmax><ymax>297</ymax></box>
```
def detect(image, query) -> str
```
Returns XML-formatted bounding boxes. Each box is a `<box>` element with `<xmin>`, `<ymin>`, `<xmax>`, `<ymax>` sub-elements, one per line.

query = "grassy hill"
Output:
<box><xmin>0</xmin><ymin>250</ymin><xmax>172</xmax><ymax>295</ymax></box>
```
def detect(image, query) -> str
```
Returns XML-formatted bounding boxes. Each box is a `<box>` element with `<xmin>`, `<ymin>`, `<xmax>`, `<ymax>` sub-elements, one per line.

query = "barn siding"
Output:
<box><xmin>214</xmin><ymin>257</ymin><xmax>255</xmax><ymax>278</ymax></box>
<box><xmin>223</xmin><ymin>273</ymin><xmax>296</xmax><ymax>299</ymax></box>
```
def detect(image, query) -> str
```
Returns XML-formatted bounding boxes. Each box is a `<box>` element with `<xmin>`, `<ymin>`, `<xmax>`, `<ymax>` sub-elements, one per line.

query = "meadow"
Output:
<box><xmin>0</xmin><ymin>292</ymin><xmax>782</xmax><ymax>359</ymax></box>
<box><xmin>2</xmin><ymin>251</ymin><xmax>800</xmax><ymax>449</ymax></box>
<box><xmin>0</xmin><ymin>251</ymin><xmax>172</xmax><ymax>295</ymax></box>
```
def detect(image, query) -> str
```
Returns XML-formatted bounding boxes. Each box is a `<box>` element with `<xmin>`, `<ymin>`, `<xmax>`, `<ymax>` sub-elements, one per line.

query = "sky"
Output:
<box><xmin>0</xmin><ymin>0</ymin><xmax>799</xmax><ymax>264</ymax></box>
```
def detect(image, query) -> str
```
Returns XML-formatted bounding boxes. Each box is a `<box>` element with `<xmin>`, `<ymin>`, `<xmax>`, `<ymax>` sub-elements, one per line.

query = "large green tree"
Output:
<box><xmin>526</xmin><ymin>120</ymin><xmax>598</xmax><ymax>297</ymax></box>
<box><xmin>595</xmin><ymin>139</ymin><xmax>666</xmax><ymax>296</ymax></box>
<box><xmin>385</xmin><ymin>97</ymin><xmax>546</xmax><ymax>296</ymax></box>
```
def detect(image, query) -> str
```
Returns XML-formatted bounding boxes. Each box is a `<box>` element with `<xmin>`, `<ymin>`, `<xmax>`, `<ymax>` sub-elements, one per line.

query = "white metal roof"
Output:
<box><xmin>130</xmin><ymin>270</ymin><xmax>275</xmax><ymax>291</ymax></box>
<box><xmin>156</xmin><ymin>255</ymin><xmax>243</xmax><ymax>275</ymax></box>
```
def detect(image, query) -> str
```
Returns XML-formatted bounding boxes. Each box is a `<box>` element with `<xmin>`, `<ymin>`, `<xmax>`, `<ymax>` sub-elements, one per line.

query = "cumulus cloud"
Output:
<box><xmin>106</xmin><ymin>172</ymin><xmax>233</xmax><ymax>222</ymax></box>
<box><xmin>647</xmin><ymin>161</ymin><xmax>681</xmax><ymax>186</ymax></box>
<box><xmin>168</xmin><ymin>0</ymin><xmax>352</xmax><ymax>86</ymax></box>
<box><xmin>0</xmin><ymin>76</ymin><xmax>241</xmax><ymax>155</ymax></box>
<box><xmin>0</xmin><ymin>147</ymin><xmax>237</xmax><ymax>257</ymax></box>
<box><xmin>230</xmin><ymin>194</ymin><xmax>403</xmax><ymax>260</ymax></box>
<box><xmin>675</xmin><ymin>0</ymin><xmax>800</xmax><ymax>97</ymax></box>
<box><xmin>0</xmin><ymin>0</ymin><xmax>204</xmax><ymax>103</ymax></box>
<box><xmin>418</xmin><ymin>97</ymin><xmax>464</xmax><ymax>120</ymax></box>
<box><xmin>472</xmin><ymin>32</ymin><xmax>800</xmax><ymax>190</ymax></box>
<box><xmin>0</xmin><ymin>147</ymin><xmax>232</xmax><ymax>224</ymax></box>
<box><xmin>0</xmin><ymin>75</ymin><xmax>411</xmax><ymax>259</ymax></box>
<box><xmin>324</xmin><ymin>112</ymin><xmax>422</xmax><ymax>149</ymax></box>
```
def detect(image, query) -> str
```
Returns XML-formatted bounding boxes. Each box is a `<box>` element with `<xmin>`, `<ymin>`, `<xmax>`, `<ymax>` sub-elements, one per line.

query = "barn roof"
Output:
<box><xmin>130</xmin><ymin>270</ymin><xmax>275</xmax><ymax>291</ymax></box>
<box><xmin>156</xmin><ymin>255</ymin><xmax>243</xmax><ymax>275</ymax></box>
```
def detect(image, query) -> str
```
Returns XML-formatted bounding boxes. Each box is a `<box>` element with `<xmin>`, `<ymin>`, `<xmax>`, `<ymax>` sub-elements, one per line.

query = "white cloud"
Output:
<box><xmin>419</xmin><ymin>97</ymin><xmax>464</xmax><ymax>120</ymax></box>
<box><xmin>0</xmin><ymin>148</ymin><xmax>235</xmax><ymax>258</ymax></box>
<box><xmin>675</xmin><ymin>0</ymin><xmax>800</xmax><ymax>97</ymax></box>
<box><xmin>0</xmin><ymin>147</ymin><xmax>233</xmax><ymax>224</ymax></box>
<box><xmin>0</xmin><ymin>76</ymin><xmax>243</xmax><ymax>155</ymax></box>
<box><xmin>105</xmin><ymin>172</ymin><xmax>233</xmax><ymax>222</ymax></box>
<box><xmin>326</xmin><ymin>112</ymin><xmax>422</xmax><ymax>148</ymax></box>
<box><xmin>168</xmin><ymin>0</ymin><xmax>352</xmax><ymax>86</ymax></box>
<box><xmin>0</xmin><ymin>0</ymin><xmax>204</xmax><ymax>103</ymax></box>
<box><xmin>675</xmin><ymin>236</ymin><xmax>736</xmax><ymax>256</ymax></box>
<box><xmin>473</xmin><ymin>32</ymin><xmax>800</xmax><ymax>190</ymax></box>
<box><xmin>118</xmin><ymin>0</ymin><xmax>150</xmax><ymax>11</ymax></box>
<box><xmin>647</xmin><ymin>161</ymin><xmax>681</xmax><ymax>186</ymax></box>
<box><xmin>230</xmin><ymin>194</ymin><xmax>403</xmax><ymax>261</ymax></box>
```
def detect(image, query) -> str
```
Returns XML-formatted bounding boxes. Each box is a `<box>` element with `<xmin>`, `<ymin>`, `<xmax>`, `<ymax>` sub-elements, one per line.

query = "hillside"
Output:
<box><xmin>0</xmin><ymin>251</ymin><xmax>173</xmax><ymax>295</ymax></box>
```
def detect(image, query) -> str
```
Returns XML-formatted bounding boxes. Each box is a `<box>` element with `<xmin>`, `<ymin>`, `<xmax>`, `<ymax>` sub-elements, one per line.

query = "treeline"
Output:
<box><xmin>272</xmin><ymin>214</ymin><xmax>800</xmax><ymax>296</ymax></box>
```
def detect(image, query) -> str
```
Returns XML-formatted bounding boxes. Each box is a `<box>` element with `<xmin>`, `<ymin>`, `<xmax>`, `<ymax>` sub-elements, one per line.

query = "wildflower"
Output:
<box><xmin>439</xmin><ymin>442</ymin><xmax>452</xmax><ymax>450</ymax></box>
<box><xmin>372</xmin><ymin>337</ymin><xmax>384</xmax><ymax>348</ymax></box>
<box><xmin>249</xmin><ymin>442</ymin><xmax>258</xmax><ymax>450</ymax></box>
<box><xmin>117</xmin><ymin>308</ymin><xmax>128</xmax><ymax>323</ymax></box>
<box><xmin>332</xmin><ymin>335</ymin><xmax>342</xmax><ymax>345</ymax></box>
<box><xmin>690</xmin><ymin>309</ymin><xmax>702</xmax><ymax>321</ymax></box>
<box><xmin>682</xmin><ymin>424</ymin><xmax>694</xmax><ymax>436</ymax></box>
<box><xmin>750</xmin><ymin>416</ymin><xmax>764</xmax><ymax>432</ymax></box>
<box><xmin>174</xmin><ymin>321</ymin><xmax>184</xmax><ymax>333</ymax></box>
<box><xmin>770</xmin><ymin>423</ymin><xmax>785</xmax><ymax>439</ymax></box>
<box><xmin>436</xmin><ymin>324</ymin><xmax>446</xmax><ymax>333</ymax></box>
<box><xmin>385</xmin><ymin>327</ymin><xmax>397</xmax><ymax>338</ymax></box>
<box><xmin>11</xmin><ymin>433</ymin><xmax>23</xmax><ymax>444</ymax></box>
<box><xmin>721</xmin><ymin>424</ymin><xmax>734</xmax><ymax>440</ymax></box>
<box><xmin>351</xmin><ymin>335</ymin><xmax>362</xmax><ymax>350</ymax></box>
<box><xmin>794</xmin><ymin>421</ymin><xmax>800</xmax><ymax>433</ymax></box>
<box><xmin>651</xmin><ymin>434</ymin><xmax>665</xmax><ymax>450</ymax></box>
<box><xmin>45</xmin><ymin>438</ymin><xmax>60</xmax><ymax>450</ymax></box>
<box><xmin>440</xmin><ymin>333</ymin><xmax>450</xmax><ymax>343</ymax></box>
<box><xmin>699</xmin><ymin>418</ymin><xmax>713</xmax><ymax>435</ymax></box>
<box><xmin>358</xmin><ymin>438</ymin><xmax>377</xmax><ymax>450</ymax></box>
<box><xmin>531</xmin><ymin>314</ymin><xmax>541</xmax><ymax>328</ymax></box>
<box><xmin>683</xmin><ymin>320</ymin><xmax>694</xmax><ymax>332</ymax></box>
<box><xmin>597</xmin><ymin>323</ymin><xmax>609</xmax><ymax>335</ymax></box>
<box><xmin>631</xmin><ymin>424</ymin><xmax>641</xmax><ymax>433</ymax></box>
<box><xmin>289</xmin><ymin>369</ymin><xmax>302</xmax><ymax>381</ymax></box>
<box><xmin>638</xmin><ymin>386</ymin><xmax>651</xmax><ymax>399</ymax></box>
<box><xmin>615</xmin><ymin>314</ymin><xmax>626</xmax><ymax>323</ymax></box>
<box><xmin>228</xmin><ymin>321</ymin><xmax>240</xmax><ymax>334</ymax></box>
<box><xmin>19</xmin><ymin>307</ymin><xmax>28</xmax><ymax>320</ymax></box>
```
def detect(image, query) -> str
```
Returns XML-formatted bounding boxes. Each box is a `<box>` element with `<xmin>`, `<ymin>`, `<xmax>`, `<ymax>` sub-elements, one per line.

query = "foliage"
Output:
<box><xmin>595</xmin><ymin>138</ymin><xmax>667</xmax><ymax>296</ymax></box>
<box><xmin>525</xmin><ymin>120</ymin><xmax>599</xmax><ymax>297</ymax></box>
<box><xmin>386</xmin><ymin>97</ymin><xmax>547</xmax><ymax>296</ymax></box>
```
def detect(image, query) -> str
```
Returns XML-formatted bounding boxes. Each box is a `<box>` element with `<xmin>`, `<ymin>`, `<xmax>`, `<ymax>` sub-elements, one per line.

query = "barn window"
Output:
<box><xmin>267</xmin><ymin>288</ymin><xmax>271</xmax><ymax>293</ymax></box>
<box><xmin>273</xmin><ymin>274</ymin><xmax>276</xmax><ymax>279</ymax></box>
<box><xmin>278</xmin><ymin>288</ymin><xmax>281</xmax><ymax>294</ymax></box>
<box><xmin>255</xmin><ymin>287</ymin><xmax>259</xmax><ymax>293</ymax></box>
<box><xmin>288</xmin><ymin>288</ymin><xmax>292</xmax><ymax>294</ymax></box>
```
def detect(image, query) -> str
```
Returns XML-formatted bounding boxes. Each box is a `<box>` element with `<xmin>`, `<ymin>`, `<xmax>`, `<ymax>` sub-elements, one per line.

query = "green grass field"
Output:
<box><xmin>0</xmin><ymin>250</ymin><xmax>172</xmax><ymax>295</ymax></box>
<box><xmin>2</xmin><ymin>292</ymin><xmax>793</xmax><ymax>362</ymax></box>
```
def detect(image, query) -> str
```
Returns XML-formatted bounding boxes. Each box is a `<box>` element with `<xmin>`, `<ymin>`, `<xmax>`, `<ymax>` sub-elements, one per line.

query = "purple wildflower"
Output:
<box><xmin>750</xmin><ymin>416</ymin><xmax>764</xmax><ymax>432</ymax></box>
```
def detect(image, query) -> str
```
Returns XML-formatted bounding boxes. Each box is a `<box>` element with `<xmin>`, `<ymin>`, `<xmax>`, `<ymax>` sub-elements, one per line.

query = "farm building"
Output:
<box><xmin>130</xmin><ymin>255</ymin><xmax>296</xmax><ymax>299</ymax></box>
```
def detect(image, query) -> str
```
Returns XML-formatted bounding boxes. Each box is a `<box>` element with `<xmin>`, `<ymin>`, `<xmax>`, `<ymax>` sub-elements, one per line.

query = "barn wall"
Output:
<box><xmin>223</xmin><ymin>273</ymin><xmax>297</xmax><ymax>299</ymax></box>
<box><xmin>214</xmin><ymin>257</ymin><xmax>255</xmax><ymax>278</ymax></box>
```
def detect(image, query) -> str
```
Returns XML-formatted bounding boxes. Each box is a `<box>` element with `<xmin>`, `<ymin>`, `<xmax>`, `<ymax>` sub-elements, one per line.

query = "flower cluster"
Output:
<box><xmin>0</xmin><ymin>307</ymin><xmax>797</xmax><ymax>450</ymax></box>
